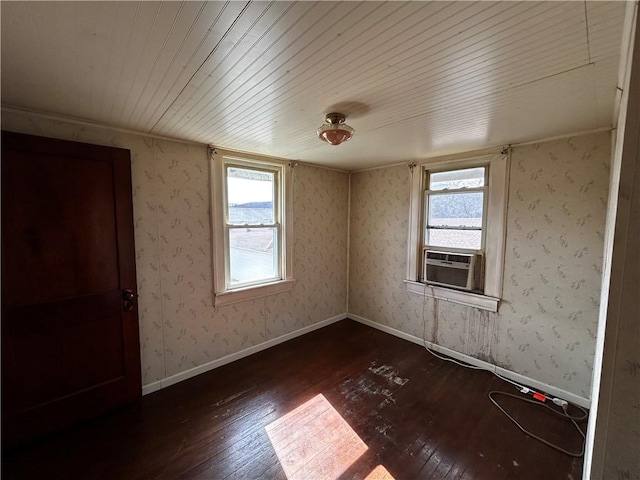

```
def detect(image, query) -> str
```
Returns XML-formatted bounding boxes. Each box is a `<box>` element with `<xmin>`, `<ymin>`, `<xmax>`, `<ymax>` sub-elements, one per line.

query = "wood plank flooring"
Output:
<box><xmin>2</xmin><ymin>320</ymin><xmax>585</xmax><ymax>479</ymax></box>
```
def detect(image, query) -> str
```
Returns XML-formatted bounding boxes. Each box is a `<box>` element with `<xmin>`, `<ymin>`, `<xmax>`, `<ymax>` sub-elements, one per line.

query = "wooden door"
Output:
<box><xmin>1</xmin><ymin>131</ymin><xmax>141</xmax><ymax>447</ymax></box>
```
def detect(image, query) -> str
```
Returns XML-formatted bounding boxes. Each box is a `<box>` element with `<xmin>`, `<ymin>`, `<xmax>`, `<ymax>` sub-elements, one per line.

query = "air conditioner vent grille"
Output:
<box><xmin>426</xmin><ymin>251</ymin><xmax>448</xmax><ymax>261</ymax></box>
<box><xmin>423</xmin><ymin>249</ymin><xmax>483</xmax><ymax>292</ymax></box>
<box><xmin>447</xmin><ymin>254</ymin><xmax>472</xmax><ymax>264</ymax></box>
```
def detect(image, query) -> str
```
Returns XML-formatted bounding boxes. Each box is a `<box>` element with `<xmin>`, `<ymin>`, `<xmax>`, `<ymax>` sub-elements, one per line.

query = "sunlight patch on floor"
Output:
<box><xmin>265</xmin><ymin>394</ymin><xmax>368</xmax><ymax>479</ymax></box>
<box><xmin>364</xmin><ymin>464</ymin><xmax>395</xmax><ymax>480</ymax></box>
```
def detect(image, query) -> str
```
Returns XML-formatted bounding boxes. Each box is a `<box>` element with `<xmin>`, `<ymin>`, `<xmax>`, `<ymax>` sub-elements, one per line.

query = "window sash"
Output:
<box><xmin>426</xmin><ymin>225</ymin><xmax>482</xmax><ymax>231</ymax></box>
<box><xmin>224</xmin><ymin>164</ymin><xmax>279</xmax><ymax>225</ymax></box>
<box><xmin>223</xmin><ymin>159</ymin><xmax>284</xmax><ymax>289</ymax></box>
<box><xmin>425</xmin><ymin>186</ymin><xmax>486</xmax><ymax>195</ymax></box>
<box><xmin>228</xmin><ymin>222</ymin><xmax>280</xmax><ymax>228</ymax></box>
<box><xmin>227</xmin><ymin>226</ymin><xmax>280</xmax><ymax>289</ymax></box>
<box><xmin>424</xmin><ymin>183</ymin><xmax>488</xmax><ymax>251</ymax></box>
<box><xmin>428</xmin><ymin>166</ymin><xmax>486</xmax><ymax>191</ymax></box>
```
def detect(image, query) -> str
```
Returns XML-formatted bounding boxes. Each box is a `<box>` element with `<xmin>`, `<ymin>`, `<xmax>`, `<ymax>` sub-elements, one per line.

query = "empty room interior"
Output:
<box><xmin>1</xmin><ymin>2</ymin><xmax>639</xmax><ymax>480</ymax></box>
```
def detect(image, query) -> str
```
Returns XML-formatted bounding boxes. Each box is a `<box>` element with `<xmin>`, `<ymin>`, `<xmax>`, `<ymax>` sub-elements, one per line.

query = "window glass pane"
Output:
<box><xmin>229</xmin><ymin>228</ymin><xmax>278</xmax><ymax>285</ymax></box>
<box><xmin>427</xmin><ymin>191</ymin><xmax>483</xmax><ymax>249</ymax></box>
<box><xmin>427</xmin><ymin>228</ymin><xmax>482</xmax><ymax>250</ymax></box>
<box><xmin>428</xmin><ymin>192</ymin><xmax>484</xmax><ymax>228</ymax></box>
<box><xmin>429</xmin><ymin>167</ymin><xmax>485</xmax><ymax>191</ymax></box>
<box><xmin>227</xmin><ymin>167</ymin><xmax>275</xmax><ymax>225</ymax></box>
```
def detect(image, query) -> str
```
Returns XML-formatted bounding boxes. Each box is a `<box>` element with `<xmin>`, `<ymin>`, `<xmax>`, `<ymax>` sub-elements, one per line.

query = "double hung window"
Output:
<box><xmin>226</xmin><ymin>164</ymin><xmax>280</xmax><ymax>288</ymax></box>
<box><xmin>212</xmin><ymin>151</ymin><xmax>294</xmax><ymax>306</ymax></box>
<box><xmin>405</xmin><ymin>152</ymin><xmax>508</xmax><ymax>311</ymax></box>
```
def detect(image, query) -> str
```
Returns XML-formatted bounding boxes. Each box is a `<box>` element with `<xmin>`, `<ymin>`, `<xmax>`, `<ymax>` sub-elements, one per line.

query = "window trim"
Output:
<box><xmin>211</xmin><ymin>149</ymin><xmax>294</xmax><ymax>307</ymax></box>
<box><xmin>405</xmin><ymin>151</ymin><xmax>509</xmax><ymax>311</ymax></box>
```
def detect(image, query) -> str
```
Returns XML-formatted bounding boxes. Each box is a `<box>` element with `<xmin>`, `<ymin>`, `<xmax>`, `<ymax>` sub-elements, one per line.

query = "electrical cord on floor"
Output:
<box><xmin>420</xmin><ymin>282</ymin><xmax>589</xmax><ymax>457</ymax></box>
<box><xmin>423</xmin><ymin>340</ymin><xmax>486</xmax><ymax>369</ymax></box>
<box><xmin>488</xmin><ymin>390</ymin><xmax>588</xmax><ymax>457</ymax></box>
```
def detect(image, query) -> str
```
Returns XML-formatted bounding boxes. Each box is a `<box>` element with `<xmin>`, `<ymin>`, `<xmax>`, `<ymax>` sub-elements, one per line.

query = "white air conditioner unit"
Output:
<box><xmin>423</xmin><ymin>250</ymin><xmax>483</xmax><ymax>291</ymax></box>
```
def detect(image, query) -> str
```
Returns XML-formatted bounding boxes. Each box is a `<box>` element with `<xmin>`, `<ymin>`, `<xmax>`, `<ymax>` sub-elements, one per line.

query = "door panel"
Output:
<box><xmin>3</xmin><ymin>151</ymin><xmax>120</xmax><ymax>305</ymax></box>
<box><xmin>4</xmin><ymin>292</ymin><xmax>124</xmax><ymax>410</ymax></box>
<box><xmin>1</xmin><ymin>131</ymin><xmax>141</xmax><ymax>447</ymax></box>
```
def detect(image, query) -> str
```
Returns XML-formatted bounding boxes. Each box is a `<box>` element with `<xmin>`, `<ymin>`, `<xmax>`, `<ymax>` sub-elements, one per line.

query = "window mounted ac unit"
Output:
<box><xmin>423</xmin><ymin>250</ymin><xmax>483</xmax><ymax>292</ymax></box>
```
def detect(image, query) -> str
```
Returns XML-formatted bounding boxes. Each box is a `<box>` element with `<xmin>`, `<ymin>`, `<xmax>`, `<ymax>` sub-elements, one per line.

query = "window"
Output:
<box><xmin>425</xmin><ymin>166</ymin><xmax>487</xmax><ymax>251</ymax></box>
<box><xmin>211</xmin><ymin>150</ymin><xmax>294</xmax><ymax>307</ymax></box>
<box><xmin>405</xmin><ymin>152</ymin><xmax>509</xmax><ymax>311</ymax></box>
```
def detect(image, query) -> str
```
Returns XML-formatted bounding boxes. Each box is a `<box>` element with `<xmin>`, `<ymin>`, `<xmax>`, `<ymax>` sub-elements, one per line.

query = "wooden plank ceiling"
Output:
<box><xmin>0</xmin><ymin>1</ymin><xmax>627</xmax><ymax>170</ymax></box>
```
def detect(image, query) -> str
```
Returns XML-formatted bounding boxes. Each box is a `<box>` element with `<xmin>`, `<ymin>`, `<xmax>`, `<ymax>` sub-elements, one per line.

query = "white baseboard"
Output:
<box><xmin>348</xmin><ymin>313</ymin><xmax>591</xmax><ymax>409</ymax></box>
<box><xmin>142</xmin><ymin>313</ymin><xmax>347</xmax><ymax>396</ymax></box>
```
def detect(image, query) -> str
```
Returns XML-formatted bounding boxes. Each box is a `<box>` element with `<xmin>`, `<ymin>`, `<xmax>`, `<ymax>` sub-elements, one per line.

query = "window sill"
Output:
<box><xmin>214</xmin><ymin>279</ymin><xmax>295</xmax><ymax>307</ymax></box>
<box><xmin>404</xmin><ymin>280</ymin><xmax>500</xmax><ymax>312</ymax></box>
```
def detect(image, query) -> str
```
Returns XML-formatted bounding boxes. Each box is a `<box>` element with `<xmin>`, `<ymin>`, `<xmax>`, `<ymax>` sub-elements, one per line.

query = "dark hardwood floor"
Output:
<box><xmin>2</xmin><ymin>320</ymin><xmax>585</xmax><ymax>479</ymax></box>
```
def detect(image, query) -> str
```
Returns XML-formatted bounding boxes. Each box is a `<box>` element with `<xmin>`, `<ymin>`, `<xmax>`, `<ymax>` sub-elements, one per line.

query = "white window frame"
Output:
<box><xmin>211</xmin><ymin>149</ymin><xmax>294</xmax><ymax>307</ymax></box>
<box><xmin>405</xmin><ymin>151</ymin><xmax>509</xmax><ymax>312</ymax></box>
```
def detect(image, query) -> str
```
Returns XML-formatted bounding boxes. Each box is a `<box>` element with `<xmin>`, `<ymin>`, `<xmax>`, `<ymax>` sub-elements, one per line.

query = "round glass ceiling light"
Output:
<box><xmin>317</xmin><ymin>113</ymin><xmax>355</xmax><ymax>145</ymax></box>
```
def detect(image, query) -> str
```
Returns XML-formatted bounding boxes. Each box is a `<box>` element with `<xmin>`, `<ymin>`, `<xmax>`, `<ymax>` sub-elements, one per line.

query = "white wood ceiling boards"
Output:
<box><xmin>0</xmin><ymin>1</ymin><xmax>628</xmax><ymax>170</ymax></box>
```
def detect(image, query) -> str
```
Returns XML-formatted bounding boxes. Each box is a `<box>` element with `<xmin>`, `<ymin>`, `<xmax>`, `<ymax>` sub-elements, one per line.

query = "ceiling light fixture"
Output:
<box><xmin>317</xmin><ymin>113</ymin><xmax>354</xmax><ymax>145</ymax></box>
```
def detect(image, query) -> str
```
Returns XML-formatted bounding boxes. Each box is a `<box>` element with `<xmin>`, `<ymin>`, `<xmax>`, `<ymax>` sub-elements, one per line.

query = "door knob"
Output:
<box><xmin>122</xmin><ymin>289</ymin><xmax>136</xmax><ymax>311</ymax></box>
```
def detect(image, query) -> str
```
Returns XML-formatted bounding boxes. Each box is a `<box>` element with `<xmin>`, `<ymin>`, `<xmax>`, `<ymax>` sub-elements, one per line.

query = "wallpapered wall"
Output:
<box><xmin>350</xmin><ymin>131</ymin><xmax>611</xmax><ymax>398</ymax></box>
<box><xmin>2</xmin><ymin>111</ymin><xmax>349</xmax><ymax>387</ymax></box>
<box><xmin>3</xmin><ymin>109</ymin><xmax>611</xmax><ymax>399</ymax></box>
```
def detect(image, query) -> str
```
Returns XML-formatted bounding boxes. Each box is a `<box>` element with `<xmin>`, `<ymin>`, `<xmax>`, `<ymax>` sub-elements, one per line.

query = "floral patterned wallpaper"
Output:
<box><xmin>2</xmin><ymin>108</ymin><xmax>611</xmax><ymax>400</ymax></box>
<box><xmin>2</xmin><ymin>110</ymin><xmax>349</xmax><ymax>387</ymax></box>
<box><xmin>349</xmin><ymin>132</ymin><xmax>611</xmax><ymax>398</ymax></box>
<box><xmin>498</xmin><ymin>134</ymin><xmax>610</xmax><ymax>398</ymax></box>
<box><xmin>348</xmin><ymin>167</ymin><xmax>499</xmax><ymax>360</ymax></box>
